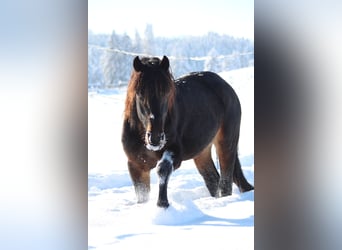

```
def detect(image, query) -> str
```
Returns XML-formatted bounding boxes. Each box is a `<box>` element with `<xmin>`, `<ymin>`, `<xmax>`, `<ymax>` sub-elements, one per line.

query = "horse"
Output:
<box><xmin>121</xmin><ymin>55</ymin><xmax>254</xmax><ymax>208</ymax></box>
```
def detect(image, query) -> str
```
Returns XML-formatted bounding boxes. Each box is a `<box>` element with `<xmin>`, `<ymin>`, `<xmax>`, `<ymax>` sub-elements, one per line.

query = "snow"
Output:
<box><xmin>88</xmin><ymin>67</ymin><xmax>254</xmax><ymax>249</ymax></box>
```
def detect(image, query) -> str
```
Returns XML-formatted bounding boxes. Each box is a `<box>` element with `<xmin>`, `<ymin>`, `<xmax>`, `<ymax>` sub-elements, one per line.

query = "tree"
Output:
<box><xmin>102</xmin><ymin>31</ymin><xmax>133</xmax><ymax>87</ymax></box>
<box><xmin>88</xmin><ymin>31</ymin><xmax>109</xmax><ymax>88</ymax></box>
<box><xmin>204</xmin><ymin>48</ymin><xmax>221</xmax><ymax>72</ymax></box>
<box><xmin>88</xmin><ymin>30</ymin><xmax>254</xmax><ymax>89</ymax></box>
<box><xmin>132</xmin><ymin>30</ymin><xmax>143</xmax><ymax>53</ymax></box>
<box><xmin>143</xmin><ymin>24</ymin><xmax>155</xmax><ymax>55</ymax></box>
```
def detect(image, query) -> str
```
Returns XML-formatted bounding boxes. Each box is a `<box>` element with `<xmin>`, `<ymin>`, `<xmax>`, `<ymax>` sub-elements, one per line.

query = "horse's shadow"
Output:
<box><xmin>193</xmin><ymin>214</ymin><xmax>254</xmax><ymax>227</ymax></box>
<box><xmin>153</xmin><ymin>192</ymin><xmax>254</xmax><ymax>227</ymax></box>
<box><xmin>159</xmin><ymin>211</ymin><xmax>254</xmax><ymax>228</ymax></box>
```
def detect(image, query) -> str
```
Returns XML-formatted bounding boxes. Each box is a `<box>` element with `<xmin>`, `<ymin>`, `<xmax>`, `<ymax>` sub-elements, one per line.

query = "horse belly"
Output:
<box><xmin>180</xmin><ymin>117</ymin><xmax>221</xmax><ymax>160</ymax></box>
<box><xmin>176</xmin><ymin>86</ymin><xmax>224</xmax><ymax>160</ymax></box>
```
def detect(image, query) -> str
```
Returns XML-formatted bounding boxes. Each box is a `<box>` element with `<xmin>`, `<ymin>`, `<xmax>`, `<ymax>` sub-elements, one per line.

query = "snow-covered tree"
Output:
<box><xmin>88</xmin><ymin>31</ymin><xmax>109</xmax><ymax>88</ymax></box>
<box><xmin>143</xmin><ymin>24</ymin><xmax>155</xmax><ymax>55</ymax></box>
<box><xmin>102</xmin><ymin>32</ymin><xmax>133</xmax><ymax>87</ymax></box>
<box><xmin>204</xmin><ymin>48</ymin><xmax>221</xmax><ymax>72</ymax></box>
<box><xmin>132</xmin><ymin>30</ymin><xmax>143</xmax><ymax>53</ymax></box>
<box><xmin>88</xmin><ymin>30</ymin><xmax>254</xmax><ymax>89</ymax></box>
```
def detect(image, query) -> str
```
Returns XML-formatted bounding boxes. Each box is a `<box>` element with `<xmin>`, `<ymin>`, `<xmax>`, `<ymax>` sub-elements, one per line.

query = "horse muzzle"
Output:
<box><xmin>145</xmin><ymin>131</ymin><xmax>166</xmax><ymax>151</ymax></box>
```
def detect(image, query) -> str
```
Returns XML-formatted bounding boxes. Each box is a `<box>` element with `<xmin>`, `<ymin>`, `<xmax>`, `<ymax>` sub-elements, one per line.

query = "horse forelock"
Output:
<box><xmin>124</xmin><ymin>66</ymin><xmax>175</xmax><ymax>126</ymax></box>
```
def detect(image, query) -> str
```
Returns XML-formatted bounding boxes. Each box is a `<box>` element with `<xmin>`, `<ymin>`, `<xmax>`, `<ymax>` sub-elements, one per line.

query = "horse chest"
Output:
<box><xmin>131</xmin><ymin>146</ymin><xmax>161</xmax><ymax>169</ymax></box>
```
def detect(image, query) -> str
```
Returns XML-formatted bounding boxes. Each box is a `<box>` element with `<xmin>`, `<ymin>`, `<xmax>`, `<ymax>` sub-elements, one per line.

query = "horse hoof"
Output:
<box><xmin>137</xmin><ymin>199</ymin><xmax>148</xmax><ymax>204</ymax></box>
<box><xmin>137</xmin><ymin>195</ymin><xmax>149</xmax><ymax>204</ymax></box>
<box><xmin>241</xmin><ymin>185</ymin><xmax>254</xmax><ymax>193</ymax></box>
<box><xmin>157</xmin><ymin>200</ymin><xmax>169</xmax><ymax>208</ymax></box>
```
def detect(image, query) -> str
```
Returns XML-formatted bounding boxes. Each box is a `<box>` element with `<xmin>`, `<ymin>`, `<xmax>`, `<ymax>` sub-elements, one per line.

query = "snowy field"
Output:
<box><xmin>88</xmin><ymin>67</ymin><xmax>254</xmax><ymax>250</ymax></box>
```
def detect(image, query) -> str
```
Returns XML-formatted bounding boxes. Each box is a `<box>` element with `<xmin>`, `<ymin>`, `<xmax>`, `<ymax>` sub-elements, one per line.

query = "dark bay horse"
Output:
<box><xmin>122</xmin><ymin>55</ymin><xmax>254</xmax><ymax>208</ymax></box>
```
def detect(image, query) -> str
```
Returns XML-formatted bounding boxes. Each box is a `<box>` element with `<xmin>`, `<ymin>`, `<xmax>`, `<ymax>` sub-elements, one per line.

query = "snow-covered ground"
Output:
<box><xmin>88</xmin><ymin>67</ymin><xmax>254</xmax><ymax>250</ymax></box>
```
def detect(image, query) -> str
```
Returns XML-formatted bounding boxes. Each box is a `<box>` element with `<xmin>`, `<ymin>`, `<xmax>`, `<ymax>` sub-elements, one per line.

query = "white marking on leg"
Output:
<box><xmin>159</xmin><ymin>151</ymin><xmax>173</xmax><ymax>165</ymax></box>
<box><xmin>157</xmin><ymin>151</ymin><xmax>174</xmax><ymax>184</ymax></box>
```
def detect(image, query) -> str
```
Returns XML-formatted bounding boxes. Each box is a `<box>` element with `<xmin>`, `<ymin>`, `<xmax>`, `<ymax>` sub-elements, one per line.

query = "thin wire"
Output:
<box><xmin>88</xmin><ymin>44</ymin><xmax>254</xmax><ymax>61</ymax></box>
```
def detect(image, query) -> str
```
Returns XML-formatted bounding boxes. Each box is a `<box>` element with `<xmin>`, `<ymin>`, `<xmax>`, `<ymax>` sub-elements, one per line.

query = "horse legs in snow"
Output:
<box><xmin>233</xmin><ymin>156</ymin><xmax>254</xmax><ymax>192</ymax></box>
<box><xmin>194</xmin><ymin>144</ymin><xmax>220</xmax><ymax>197</ymax></box>
<box><xmin>215</xmin><ymin>144</ymin><xmax>254</xmax><ymax>196</ymax></box>
<box><xmin>215</xmin><ymin>146</ymin><xmax>235</xmax><ymax>197</ymax></box>
<box><xmin>156</xmin><ymin>151</ymin><xmax>174</xmax><ymax>208</ymax></box>
<box><xmin>128</xmin><ymin>161</ymin><xmax>151</xmax><ymax>203</ymax></box>
<box><xmin>214</xmin><ymin>107</ymin><xmax>255</xmax><ymax>196</ymax></box>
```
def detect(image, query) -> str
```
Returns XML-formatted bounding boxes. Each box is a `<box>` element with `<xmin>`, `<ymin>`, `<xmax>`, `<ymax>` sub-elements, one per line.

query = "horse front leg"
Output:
<box><xmin>156</xmin><ymin>151</ymin><xmax>175</xmax><ymax>208</ymax></box>
<box><xmin>128</xmin><ymin>161</ymin><xmax>151</xmax><ymax>203</ymax></box>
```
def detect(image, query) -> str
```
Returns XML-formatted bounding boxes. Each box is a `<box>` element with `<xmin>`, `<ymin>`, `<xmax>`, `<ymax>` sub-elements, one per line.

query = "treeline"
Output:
<box><xmin>88</xmin><ymin>25</ymin><xmax>254</xmax><ymax>88</ymax></box>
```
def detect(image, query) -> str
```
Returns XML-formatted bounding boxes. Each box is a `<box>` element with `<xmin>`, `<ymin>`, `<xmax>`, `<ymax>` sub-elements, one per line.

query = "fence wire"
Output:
<box><xmin>88</xmin><ymin>44</ymin><xmax>254</xmax><ymax>61</ymax></box>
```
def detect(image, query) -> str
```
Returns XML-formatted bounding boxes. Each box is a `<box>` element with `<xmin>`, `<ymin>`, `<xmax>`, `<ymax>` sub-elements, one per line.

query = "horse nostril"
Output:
<box><xmin>160</xmin><ymin>132</ymin><xmax>166</xmax><ymax>141</ymax></box>
<box><xmin>146</xmin><ymin>132</ymin><xmax>165</xmax><ymax>146</ymax></box>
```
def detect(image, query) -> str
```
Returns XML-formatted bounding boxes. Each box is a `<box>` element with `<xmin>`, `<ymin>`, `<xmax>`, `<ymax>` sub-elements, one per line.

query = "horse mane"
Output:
<box><xmin>124</xmin><ymin>57</ymin><xmax>176</xmax><ymax>124</ymax></box>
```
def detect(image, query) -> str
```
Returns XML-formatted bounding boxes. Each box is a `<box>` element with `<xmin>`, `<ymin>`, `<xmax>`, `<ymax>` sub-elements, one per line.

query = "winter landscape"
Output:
<box><xmin>88</xmin><ymin>66</ymin><xmax>254</xmax><ymax>250</ymax></box>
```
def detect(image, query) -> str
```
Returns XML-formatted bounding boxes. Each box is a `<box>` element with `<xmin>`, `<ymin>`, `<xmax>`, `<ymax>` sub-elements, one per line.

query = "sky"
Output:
<box><xmin>88</xmin><ymin>0</ymin><xmax>254</xmax><ymax>39</ymax></box>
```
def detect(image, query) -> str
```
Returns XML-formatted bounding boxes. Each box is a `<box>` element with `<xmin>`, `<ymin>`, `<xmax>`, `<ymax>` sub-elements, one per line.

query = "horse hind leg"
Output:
<box><xmin>193</xmin><ymin>144</ymin><xmax>220</xmax><ymax>197</ymax></box>
<box><xmin>233</xmin><ymin>155</ymin><xmax>254</xmax><ymax>192</ymax></box>
<box><xmin>215</xmin><ymin>147</ymin><xmax>235</xmax><ymax>196</ymax></box>
<box><xmin>214</xmin><ymin>128</ymin><xmax>254</xmax><ymax>196</ymax></box>
<box><xmin>214</xmin><ymin>124</ymin><xmax>240</xmax><ymax>197</ymax></box>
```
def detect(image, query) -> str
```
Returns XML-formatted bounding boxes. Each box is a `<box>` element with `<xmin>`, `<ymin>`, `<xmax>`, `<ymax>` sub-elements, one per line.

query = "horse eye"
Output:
<box><xmin>149</xmin><ymin>114</ymin><xmax>155</xmax><ymax>120</ymax></box>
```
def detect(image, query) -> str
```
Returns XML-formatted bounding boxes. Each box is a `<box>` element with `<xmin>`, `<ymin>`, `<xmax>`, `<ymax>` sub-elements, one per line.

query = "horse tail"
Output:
<box><xmin>233</xmin><ymin>154</ymin><xmax>254</xmax><ymax>192</ymax></box>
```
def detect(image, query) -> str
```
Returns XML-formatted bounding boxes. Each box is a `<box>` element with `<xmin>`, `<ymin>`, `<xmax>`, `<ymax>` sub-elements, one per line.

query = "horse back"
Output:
<box><xmin>174</xmin><ymin>71</ymin><xmax>240</xmax><ymax>122</ymax></box>
<box><xmin>177</xmin><ymin>72</ymin><xmax>240</xmax><ymax>108</ymax></box>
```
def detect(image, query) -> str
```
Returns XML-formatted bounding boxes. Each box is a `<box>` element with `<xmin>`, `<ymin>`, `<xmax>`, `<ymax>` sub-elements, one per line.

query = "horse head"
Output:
<box><xmin>132</xmin><ymin>56</ymin><xmax>175</xmax><ymax>151</ymax></box>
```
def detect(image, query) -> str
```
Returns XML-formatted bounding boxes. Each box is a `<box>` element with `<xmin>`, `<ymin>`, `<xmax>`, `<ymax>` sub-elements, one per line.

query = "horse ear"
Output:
<box><xmin>133</xmin><ymin>56</ymin><xmax>144</xmax><ymax>72</ymax></box>
<box><xmin>160</xmin><ymin>56</ymin><xmax>169</xmax><ymax>71</ymax></box>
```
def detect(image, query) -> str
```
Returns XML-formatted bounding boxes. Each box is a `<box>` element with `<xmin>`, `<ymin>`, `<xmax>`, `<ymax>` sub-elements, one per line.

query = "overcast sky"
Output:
<box><xmin>88</xmin><ymin>0</ymin><xmax>254</xmax><ymax>39</ymax></box>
